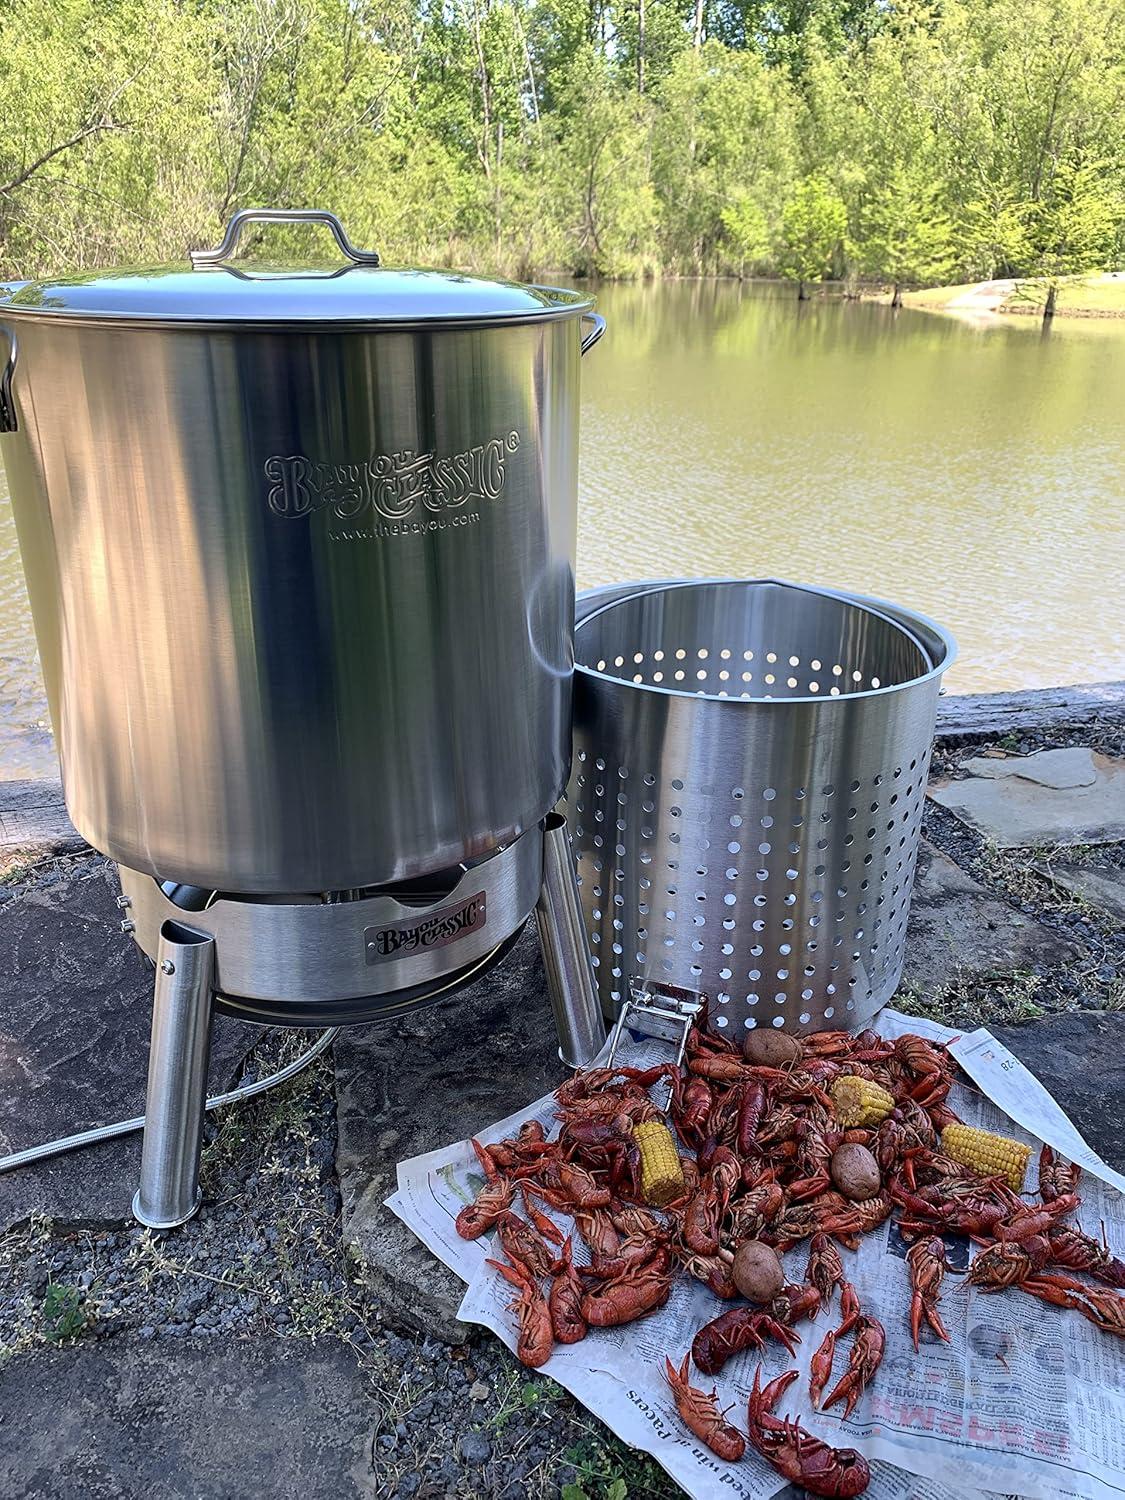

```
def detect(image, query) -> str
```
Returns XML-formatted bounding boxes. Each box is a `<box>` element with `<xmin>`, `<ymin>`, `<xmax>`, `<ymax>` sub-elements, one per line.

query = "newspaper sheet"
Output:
<box><xmin>387</xmin><ymin>1009</ymin><xmax>1125</xmax><ymax>1500</ymax></box>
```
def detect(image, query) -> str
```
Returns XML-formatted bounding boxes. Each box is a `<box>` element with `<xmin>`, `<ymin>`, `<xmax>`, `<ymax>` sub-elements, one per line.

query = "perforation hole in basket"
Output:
<box><xmin>570</xmin><ymin>687</ymin><xmax>936</xmax><ymax>1034</ymax></box>
<box><xmin>581</xmin><ymin>635</ymin><xmax>923</xmax><ymax>701</ymax></box>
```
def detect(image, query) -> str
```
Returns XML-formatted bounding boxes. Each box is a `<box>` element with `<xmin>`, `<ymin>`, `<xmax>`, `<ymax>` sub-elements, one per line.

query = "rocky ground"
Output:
<box><xmin>0</xmin><ymin>1023</ymin><xmax>672</xmax><ymax>1499</ymax></box>
<box><xmin>1</xmin><ymin>709</ymin><xmax>1124</xmax><ymax>1499</ymax></box>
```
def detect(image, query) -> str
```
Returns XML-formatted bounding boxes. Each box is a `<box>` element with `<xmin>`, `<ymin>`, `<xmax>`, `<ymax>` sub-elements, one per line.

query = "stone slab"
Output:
<box><xmin>930</xmin><ymin>751</ymin><xmax>1125</xmax><ymax>848</ymax></box>
<box><xmin>900</xmin><ymin>840</ymin><xmax>1078</xmax><ymax>992</ymax></box>
<box><xmin>0</xmin><ymin>859</ymin><xmax>259</xmax><ymax>1231</ymax></box>
<box><xmin>963</xmin><ymin>746</ymin><xmax>1097</xmax><ymax>789</ymax></box>
<box><xmin>1042</xmin><ymin>857</ymin><xmax>1125</xmax><ymax>925</ymax></box>
<box><xmin>0</xmin><ymin>1338</ymin><xmax>373</xmax><ymax>1500</ymax></box>
<box><xmin>335</xmin><ymin>921</ymin><xmax>563</xmax><ymax>1342</ymax></box>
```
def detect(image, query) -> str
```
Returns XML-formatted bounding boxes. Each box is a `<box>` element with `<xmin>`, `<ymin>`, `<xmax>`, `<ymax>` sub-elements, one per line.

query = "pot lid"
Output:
<box><xmin>0</xmin><ymin>208</ymin><xmax>594</xmax><ymax>328</ymax></box>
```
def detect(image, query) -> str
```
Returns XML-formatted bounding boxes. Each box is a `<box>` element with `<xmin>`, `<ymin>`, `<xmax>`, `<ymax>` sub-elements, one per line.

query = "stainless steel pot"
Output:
<box><xmin>0</xmin><ymin>209</ymin><xmax>605</xmax><ymax>892</ymax></box>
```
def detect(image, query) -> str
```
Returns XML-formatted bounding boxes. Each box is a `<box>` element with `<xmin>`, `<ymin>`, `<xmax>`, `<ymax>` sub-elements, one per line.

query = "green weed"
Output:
<box><xmin>42</xmin><ymin>1282</ymin><xmax>87</xmax><ymax>1342</ymax></box>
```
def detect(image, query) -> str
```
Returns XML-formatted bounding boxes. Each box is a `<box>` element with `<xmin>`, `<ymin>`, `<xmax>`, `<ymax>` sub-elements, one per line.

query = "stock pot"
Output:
<box><xmin>0</xmin><ymin>209</ymin><xmax>605</xmax><ymax>892</ymax></box>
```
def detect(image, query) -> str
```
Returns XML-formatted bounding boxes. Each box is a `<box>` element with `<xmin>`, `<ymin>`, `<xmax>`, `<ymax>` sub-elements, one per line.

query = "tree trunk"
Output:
<box><xmin>891</xmin><ymin>282</ymin><xmax>902</xmax><ymax>309</ymax></box>
<box><xmin>494</xmin><ymin>119</ymin><xmax>503</xmax><ymax>253</ymax></box>
<box><xmin>469</xmin><ymin>0</ymin><xmax>492</xmax><ymax>180</ymax></box>
<box><xmin>692</xmin><ymin>0</ymin><xmax>704</xmax><ymax>49</ymax></box>
<box><xmin>797</xmin><ymin>281</ymin><xmax>808</xmax><ymax>301</ymax></box>
<box><xmin>1043</xmin><ymin>283</ymin><xmax>1057</xmax><ymax>322</ymax></box>
<box><xmin>637</xmin><ymin>0</ymin><xmax>646</xmax><ymax>93</ymax></box>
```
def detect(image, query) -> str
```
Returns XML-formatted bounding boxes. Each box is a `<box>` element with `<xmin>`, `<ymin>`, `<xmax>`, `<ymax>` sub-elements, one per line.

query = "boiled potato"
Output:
<box><xmin>830</xmin><ymin>1143</ymin><xmax>882</xmax><ymax>1201</ymax></box>
<box><xmin>731</xmin><ymin>1241</ymin><xmax>785</xmax><ymax>1303</ymax></box>
<box><xmin>742</xmin><ymin>1029</ymin><xmax>802</xmax><ymax>1067</ymax></box>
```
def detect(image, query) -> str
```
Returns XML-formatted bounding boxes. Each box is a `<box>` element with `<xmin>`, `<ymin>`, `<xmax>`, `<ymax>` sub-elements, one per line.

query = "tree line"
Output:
<box><xmin>0</xmin><ymin>0</ymin><xmax>1122</xmax><ymax>295</ymax></box>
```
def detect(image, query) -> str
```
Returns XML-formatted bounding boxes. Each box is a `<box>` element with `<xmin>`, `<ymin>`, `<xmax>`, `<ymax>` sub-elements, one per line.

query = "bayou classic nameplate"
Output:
<box><xmin>365</xmin><ymin>891</ymin><xmax>487</xmax><ymax>964</ymax></box>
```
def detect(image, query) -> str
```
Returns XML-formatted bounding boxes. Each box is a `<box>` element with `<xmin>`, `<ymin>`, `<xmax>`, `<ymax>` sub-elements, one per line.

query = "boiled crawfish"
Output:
<box><xmin>820</xmin><ymin>1190</ymin><xmax>894</xmax><ymax>1248</ymax></box>
<box><xmin>771</xmin><ymin>1280</ymin><xmax>821</xmax><ymax>1327</ymax></box>
<box><xmin>823</xmin><ymin>1313</ymin><xmax>886</xmax><ymax>1419</ymax></box>
<box><xmin>496</xmin><ymin>1209</ymin><xmax>561</xmax><ymax>1279</ymax></box>
<box><xmin>671</xmin><ymin>1071</ymin><xmax>715</xmax><ymax>1147</ymax></box>
<box><xmin>906</xmin><ymin>1236</ymin><xmax>950</xmax><ymax>1350</ymax></box>
<box><xmin>533</xmin><ymin>1159</ymin><xmax>613</xmax><ymax>1211</ymax></box>
<box><xmin>585</xmin><ymin>1237</ymin><xmax>670</xmax><ymax>1281</ymax></box>
<box><xmin>548</xmin><ymin>1237</ymin><xmax>588</xmax><ymax>1344</ymax></box>
<box><xmin>487</xmin><ymin>1256</ymin><xmax>554</xmax><ymax>1368</ymax></box>
<box><xmin>609</xmin><ymin>1203</ymin><xmax>666</xmax><ymax>1240</ymax></box>
<box><xmin>1019</xmin><ymin>1273</ymin><xmax>1125</xmax><ymax>1336</ymax></box>
<box><xmin>809</xmin><ymin>1326</ymin><xmax>837</xmax><ymax>1409</ymax></box>
<box><xmin>894</xmin><ymin>1034</ymin><xmax>954</xmax><ymax>1084</ymax></box>
<box><xmin>725</xmin><ymin>1179</ymin><xmax>785</xmax><ymax>1243</ymax></box>
<box><xmin>1046</xmin><ymin>1223</ymin><xmax>1125</xmax><ymax>1287</ymax></box>
<box><xmin>1039</xmin><ymin>1145</ymin><xmax>1082</xmax><ymax>1204</ymax></box>
<box><xmin>555</xmin><ymin>1063</ymin><xmax>670</xmax><ymax>1108</ymax></box>
<box><xmin>682</xmin><ymin>1149</ymin><xmax>739</xmax><ymax>1255</ymax></box>
<box><xmin>789</xmin><ymin>1114</ymin><xmax>839</xmax><ymax>1201</ymax></box>
<box><xmin>455</xmin><ymin>1138</ymin><xmax>515</xmax><ymax>1240</ymax></box>
<box><xmin>581</xmin><ymin>1252</ymin><xmax>672</xmax><ymax>1328</ymax></box>
<box><xmin>662</xmin><ymin>1354</ymin><xmax>745</xmax><ymax>1463</ymax></box>
<box><xmin>805</xmin><ymin>1233</ymin><xmax>846</xmax><ymax>1304</ymax></box>
<box><xmin>677</xmin><ymin>1249</ymin><xmax>738</xmax><ymax>1299</ymax></box>
<box><xmin>737</xmin><ymin>1080</ymin><xmax>770</xmax><ymax>1156</ymax></box>
<box><xmin>571</xmin><ymin>1207</ymin><xmax>621</xmax><ymax>1261</ymax></box>
<box><xmin>483</xmin><ymin>1120</ymin><xmax>557</xmax><ymax>1177</ymax></box>
<box><xmin>692</xmin><ymin>1305</ymin><xmax>798</xmax><ymax>1375</ymax></box>
<box><xmin>893</xmin><ymin>1183</ymin><xmax>1008</xmax><ymax>1240</ymax></box>
<box><xmin>967</xmin><ymin>1240</ymin><xmax>1045</xmax><ymax>1291</ymax></box>
<box><xmin>747</xmin><ymin>1367</ymin><xmax>871</xmax><ymax>1498</ymax></box>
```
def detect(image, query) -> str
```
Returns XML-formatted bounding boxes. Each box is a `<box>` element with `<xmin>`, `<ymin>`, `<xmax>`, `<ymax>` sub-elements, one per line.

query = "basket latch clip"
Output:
<box><xmin>605</xmin><ymin>980</ymin><xmax>706</xmax><ymax>1069</ymax></box>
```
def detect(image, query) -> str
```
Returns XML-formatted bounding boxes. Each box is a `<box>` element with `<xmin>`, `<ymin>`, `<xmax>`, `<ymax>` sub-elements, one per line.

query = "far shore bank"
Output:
<box><xmin>879</xmin><ymin>272</ymin><xmax>1125</xmax><ymax>320</ymax></box>
<box><xmin>552</xmin><ymin>270</ymin><xmax>1125</xmax><ymax>319</ymax></box>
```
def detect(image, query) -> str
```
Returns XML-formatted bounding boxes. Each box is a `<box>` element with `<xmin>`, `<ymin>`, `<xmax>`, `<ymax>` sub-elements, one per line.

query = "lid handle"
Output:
<box><xmin>190</xmin><ymin>209</ymin><xmax>381</xmax><ymax>269</ymax></box>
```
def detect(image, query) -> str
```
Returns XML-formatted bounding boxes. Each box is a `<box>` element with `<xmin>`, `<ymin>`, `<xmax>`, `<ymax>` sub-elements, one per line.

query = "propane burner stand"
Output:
<box><xmin>120</xmin><ymin>815</ymin><xmax>604</xmax><ymax>1229</ymax></box>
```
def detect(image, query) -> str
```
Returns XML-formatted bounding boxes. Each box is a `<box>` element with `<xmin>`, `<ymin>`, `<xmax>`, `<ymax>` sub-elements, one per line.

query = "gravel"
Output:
<box><xmin>458</xmin><ymin>1432</ymin><xmax>492</xmax><ymax>1465</ymax></box>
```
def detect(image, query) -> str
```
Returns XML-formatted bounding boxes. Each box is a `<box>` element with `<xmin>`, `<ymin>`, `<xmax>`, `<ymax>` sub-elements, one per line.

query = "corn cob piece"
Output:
<box><xmin>633</xmin><ymin>1120</ymin><xmax>685</xmax><ymax>1207</ymax></box>
<box><xmin>941</xmin><ymin>1123</ymin><xmax>1031</xmax><ymax>1192</ymax></box>
<box><xmin>830</xmin><ymin>1074</ymin><xmax>895</xmax><ymax>1128</ymax></box>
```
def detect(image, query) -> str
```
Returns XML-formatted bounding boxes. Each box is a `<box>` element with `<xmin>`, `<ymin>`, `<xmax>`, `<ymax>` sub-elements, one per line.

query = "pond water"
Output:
<box><xmin>2</xmin><ymin>281</ymin><xmax>1123</xmax><ymax>777</ymax></box>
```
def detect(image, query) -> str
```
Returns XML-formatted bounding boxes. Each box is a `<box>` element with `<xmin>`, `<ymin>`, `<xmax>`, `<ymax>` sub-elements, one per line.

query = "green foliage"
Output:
<box><xmin>560</xmin><ymin>1473</ymin><xmax>629</xmax><ymax>1498</ymax></box>
<box><xmin>779</xmin><ymin>176</ymin><xmax>848</xmax><ymax>289</ymax></box>
<box><xmin>41</xmin><ymin>1282</ymin><xmax>87</xmax><ymax>1341</ymax></box>
<box><xmin>0</xmin><ymin>0</ymin><xmax>1121</xmax><ymax>287</ymax></box>
<box><xmin>561</xmin><ymin>1432</ymin><xmax>667</xmax><ymax>1496</ymax></box>
<box><xmin>721</xmin><ymin>195</ymin><xmax>771</xmax><ymax>271</ymax></box>
<box><xmin>855</xmin><ymin>164</ymin><xmax>957</xmax><ymax>296</ymax></box>
<box><xmin>654</xmin><ymin>42</ymin><xmax>796</xmax><ymax>272</ymax></box>
<box><xmin>1026</xmin><ymin>158</ymin><xmax>1123</xmax><ymax>278</ymax></box>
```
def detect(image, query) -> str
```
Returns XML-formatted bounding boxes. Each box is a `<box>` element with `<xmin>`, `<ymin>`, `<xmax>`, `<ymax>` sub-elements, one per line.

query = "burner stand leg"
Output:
<box><xmin>132</xmin><ymin>920</ymin><xmax>216</xmax><ymax>1229</ymax></box>
<box><xmin>536</xmin><ymin>813</ymin><xmax>606</xmax><ymax>1069</ymax></box>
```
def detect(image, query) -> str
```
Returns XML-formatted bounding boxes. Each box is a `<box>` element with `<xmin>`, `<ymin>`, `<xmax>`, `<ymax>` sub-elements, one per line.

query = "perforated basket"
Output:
<box><xmin>566</xmin><ymin>579</ymin><xmax>956</xmax><ymax>1038</ymax></box>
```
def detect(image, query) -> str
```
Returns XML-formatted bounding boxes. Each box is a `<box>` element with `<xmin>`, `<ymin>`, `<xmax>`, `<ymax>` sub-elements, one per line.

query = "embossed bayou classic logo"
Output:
<box><xmin>364</xmin><ymin>892</ymin><xmax>487</xmax><ymax>964</ymax></box>
<box><xmin>263</xmin><ymin>430</ymin><xmax>520</xmax><ymax>541</ymax></box>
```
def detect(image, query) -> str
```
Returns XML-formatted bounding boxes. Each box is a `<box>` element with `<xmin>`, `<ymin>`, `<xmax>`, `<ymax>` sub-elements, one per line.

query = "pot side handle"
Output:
<box><xmin>190</xmin><ymin>208</ymin><xmax>381</xmax><ymax>269</ymax></box>
<box><xmin>0</xmin><ymin>329</ymin><xmax>16</xmax><ymax>433</ymax></box>
<box><xmin>581</xmin><ymin>312</ymin><xmax>607</xmax><ymax>356</ymax></box>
